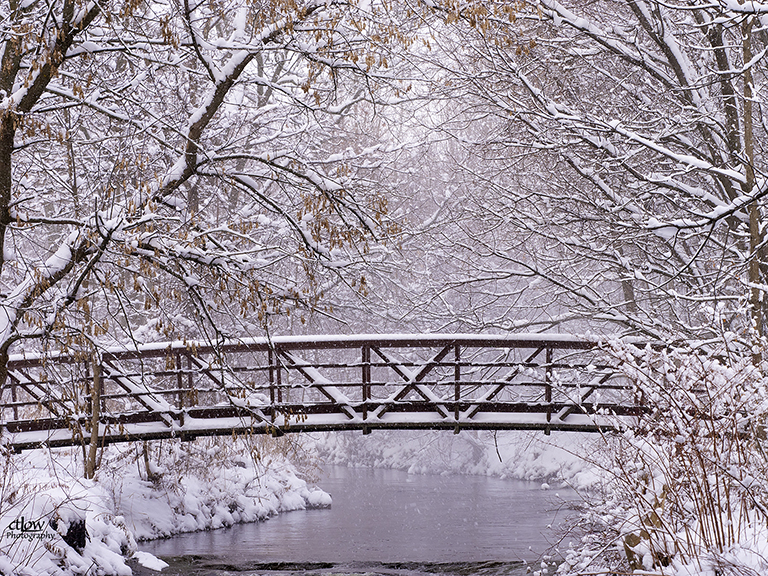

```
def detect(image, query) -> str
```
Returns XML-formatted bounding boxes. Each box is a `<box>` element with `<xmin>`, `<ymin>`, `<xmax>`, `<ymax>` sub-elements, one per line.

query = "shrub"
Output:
<box><xmin>559</xmin><ymin>340</ymin><xmax>768</xmax><ymax>575</ymax></box>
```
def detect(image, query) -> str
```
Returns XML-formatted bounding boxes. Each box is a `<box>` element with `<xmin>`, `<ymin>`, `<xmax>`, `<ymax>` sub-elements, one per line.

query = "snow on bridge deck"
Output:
<box><xmin>0</xmin><ymin>334</ymin><xmax>647</xmax><ymax>451</ymax></box>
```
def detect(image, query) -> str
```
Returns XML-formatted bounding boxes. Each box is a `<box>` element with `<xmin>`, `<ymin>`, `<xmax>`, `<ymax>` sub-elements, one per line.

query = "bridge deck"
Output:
<box><xmin>0</xmin><ymin>334</ymin><xmax>645</xmax><ymax>450</ymax></box>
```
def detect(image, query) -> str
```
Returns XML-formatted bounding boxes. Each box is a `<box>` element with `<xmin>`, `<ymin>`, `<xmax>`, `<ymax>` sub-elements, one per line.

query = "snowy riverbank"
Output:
<box><xmin>0</xmin><ymin>430</ymin><xmax>593</xmax><ymax>575</ymax></box>
<box><xmin>8</xmin><ymin>428</ymin><xmax>768</xmax><ymax>576</ymax></box>
<box><xmin>309</xmin><ymin>429</ymin><xmax>601</xmax><ymax>490</ymax></box>
<box><xmin>0</xmin><ymin>438</ymin><xmax>330</xmax><ymax>576</ymax></box>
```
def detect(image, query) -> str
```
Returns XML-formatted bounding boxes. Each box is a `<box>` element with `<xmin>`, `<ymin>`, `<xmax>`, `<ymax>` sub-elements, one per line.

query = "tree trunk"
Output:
<box><xmin>743</xmin><ymin>19</ymin><xmax>763</xmax><ymax>364</ymax></box>
<box><xmin>85</xmin><ymin>357</ymin><xmax>101</xmax><ymax>479</ymax></box>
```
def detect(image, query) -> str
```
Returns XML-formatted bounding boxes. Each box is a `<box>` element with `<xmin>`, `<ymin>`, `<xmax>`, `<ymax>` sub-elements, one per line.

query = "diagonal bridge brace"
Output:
<box><xmin>5</xmin><ymin>367</ymin><xmax>73</xmax><ymax>419</ymax></box>
<box><xmin>100</xmin><ymin>359</ymin><xmax>177</xmax><ymax>431</ymax></box>
<box><xmin>276</xmin><ymin>349</ymin><xmax>360</xmax><ymax>422</ymax></box>
<box><xmin>369</xmin><ymin>345</ymin><xmax>454</xmax><ymax>421</ymax></box>
<box><xmin>463</xmin><ymin>346</ymin><xmax>546</xmax><ymax>420</ymax></box>
<box><xmin>183</xmin><ymin>354</ymin><xmax>272</xmax><ymax>429</ymax></box>
<box><xmin>555</xmin><ymin>371</ymin><xmax>612</xmax><ymax>421</ymax></box>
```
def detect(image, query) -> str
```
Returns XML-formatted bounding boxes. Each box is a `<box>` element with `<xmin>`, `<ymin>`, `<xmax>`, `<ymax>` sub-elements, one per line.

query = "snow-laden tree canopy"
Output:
<box><xmin>5</xmin><ymin>0</ymin><xmax>768</xmax><ymax>367</ymax></box>
<box><xmin>0</xmin><ymin>0</ymin><xmax>430</xmax><ymax>381</ymax></box>
<box><xmin>368</xmin><ymin>0</ymin><xmax>768</xmax><ymax>355</ymax></box>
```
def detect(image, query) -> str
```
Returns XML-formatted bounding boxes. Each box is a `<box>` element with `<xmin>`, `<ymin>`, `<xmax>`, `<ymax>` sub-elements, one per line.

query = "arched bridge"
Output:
<box><xmin>1</xmin><ymin>334</ymin><xmax>647</xmax><ymax>451</ymax></box>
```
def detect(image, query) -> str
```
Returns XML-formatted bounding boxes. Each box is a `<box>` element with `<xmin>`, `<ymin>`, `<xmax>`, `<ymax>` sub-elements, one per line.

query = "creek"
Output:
<box><xmin>138</xmin><ymin>466</ymin><xmax>579</xmax><ymax>576</ymax></box>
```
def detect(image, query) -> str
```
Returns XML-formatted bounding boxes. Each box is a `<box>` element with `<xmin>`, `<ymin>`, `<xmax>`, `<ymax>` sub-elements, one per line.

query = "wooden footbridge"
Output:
<box><xmin>0</xmin><ymin>334</ymin><xmax>647</xmax><ymax>451</ymax></box>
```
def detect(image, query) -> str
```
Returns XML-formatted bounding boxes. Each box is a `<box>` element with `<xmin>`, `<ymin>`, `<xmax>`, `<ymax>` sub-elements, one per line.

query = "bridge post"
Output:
<box><xmin>268</xmin><ymin>349</ymin><xmax>275</xmax><ymax>407</ymax></box>
<box><xmin>362</xmin><ymin>345</ymin><xmax>370</xmax><ymax>417</ymax></box>
<box><xmin>362</xmin><ymin>345</ymin><xmax>371</xmax><ymax>434</ymax></box>
<box><xmin>454</xmin><ymin>344</ymin><xmax>460</xmax><ymax>423</ymax></box>
<box><xmin>176</xmin><ymin>352</ymin><xmax>184</xmax><ymax>409</ymax></box>
<box><xmin>268</xmin><ymin>348</ymin><xmax>283</xmax><ymax>406</ymax></box>
<box><xmin>276</xmin><ymin>353</ymin><xmax>283</xmax><ymax>404</ymax></box>
<box><xmin>545</xmin><ymin>346</ymin><xmax>552</xmax><ymax>435</ymax></box>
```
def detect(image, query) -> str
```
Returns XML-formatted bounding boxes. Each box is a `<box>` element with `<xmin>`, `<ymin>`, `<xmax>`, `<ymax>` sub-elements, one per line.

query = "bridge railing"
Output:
<box><xmin>1</xmin><ymin>334</ymin><xmax>646</xmax><ymax>449</ymax></box>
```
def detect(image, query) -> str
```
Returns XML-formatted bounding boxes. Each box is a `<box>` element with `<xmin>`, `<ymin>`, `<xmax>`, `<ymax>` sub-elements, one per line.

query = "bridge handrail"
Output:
<box><xmin>6</xmin><ymin>333</ymin><xmax>649</xmax><ymax>367</ymax></box>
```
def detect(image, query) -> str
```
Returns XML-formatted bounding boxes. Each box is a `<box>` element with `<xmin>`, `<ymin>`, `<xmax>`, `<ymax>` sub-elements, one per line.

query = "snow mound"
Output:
<box><xmin>133</xmin><ymin>551</ymin><xmax>168</xmax><ymax>571</ymax></box>
<box><xmin>0</xmin><ymin>439</ymin><xmax>330</xmax><ymax>575</ymax></box>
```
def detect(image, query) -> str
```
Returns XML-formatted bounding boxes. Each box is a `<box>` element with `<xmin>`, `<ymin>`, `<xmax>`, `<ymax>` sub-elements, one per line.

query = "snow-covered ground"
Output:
<box><xmin>0</xmin><ymin>438</ymin><xmax>330</xmax><ymax>575</ymax></box>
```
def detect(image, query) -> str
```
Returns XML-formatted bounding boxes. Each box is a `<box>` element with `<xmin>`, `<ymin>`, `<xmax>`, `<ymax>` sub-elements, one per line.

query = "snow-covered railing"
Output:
<box><xmin>0</xmin><ymin>334</ymin><xmax>647</xmax><ymax>451</ymax></box>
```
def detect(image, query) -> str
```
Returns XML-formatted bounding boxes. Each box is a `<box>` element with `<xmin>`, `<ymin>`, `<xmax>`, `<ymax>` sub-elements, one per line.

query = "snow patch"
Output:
<box><xmin>133</xmin><ymin>551</ymin><xmax>168</xmax><ymax>571</ymax></box>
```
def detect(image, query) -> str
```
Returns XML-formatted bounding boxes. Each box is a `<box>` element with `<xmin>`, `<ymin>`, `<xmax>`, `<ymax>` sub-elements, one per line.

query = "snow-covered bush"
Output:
<box><xmin>0</xmin><ymin>437</ymin><xmax>330</xmax><ymax>575</ymax></box>
<box><xmin>94</xmin><ymin>437</ymin><xmax>331</xmax><ymax>541</ymax></box>
<box><xmin>0</xmin><ymin>446</ymin><xmax>138</xmax><ymax>576</ymax></box>
<box><xmin>559</xmin><ymin>341</ymin><xmax>768</xmax><ymax>575</ymax></box>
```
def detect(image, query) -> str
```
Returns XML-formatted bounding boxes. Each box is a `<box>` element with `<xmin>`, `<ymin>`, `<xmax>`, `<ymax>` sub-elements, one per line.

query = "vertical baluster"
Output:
<box><xmin>187</xmin><ymin>353</ymin><xmax>194</xmax><ymax>405</ymax></box>
<box><xmin>99</xmin><ymin>359</ymin><xmax>105</xmax><ymax>415</ymax></box>
<box><xmin>268</xmin><ymin>349</ymin><xmax>275</xmax><ymax>408</ymax></box>
<box><xmin>362</xmin><ymin>345</ymin><xmax>370</xmax><ymax>421</ymax></box>
<box><xmin>362</xmin><ymin>345</ymin><xmax>372</xmax><ymax>434</ymax></box>
<box><xmin>11</xmin><ymin>381</ymin><xmax>17</xmax><ymax>421</ymax></box>
<box><xmin>453</xmin><ymin>343</ymin><xmax>461</xmax><ymax>434</ymax></box>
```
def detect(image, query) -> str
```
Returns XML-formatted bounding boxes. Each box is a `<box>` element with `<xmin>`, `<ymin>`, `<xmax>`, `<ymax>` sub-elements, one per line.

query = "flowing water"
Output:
<box><xmin>137</xmin><ymin>466</ymin><xmax>579</xmax><ymax>576</ymax></box>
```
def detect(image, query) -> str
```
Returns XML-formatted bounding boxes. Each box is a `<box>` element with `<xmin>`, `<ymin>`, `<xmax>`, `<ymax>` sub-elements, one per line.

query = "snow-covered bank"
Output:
<box><xmin>0</xmin><ymin>438</ymin><xmax>330</xmax><ymax>575</ymax></box>
<box><xmin>310</xmin><ymin>428</ymin><xmax>768</xmax><ymax>576</ymax></box>
<box><xmin>309</xmin><ymin>429</ymin><xmax>600</xmax><ymax>489</ymax></box>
